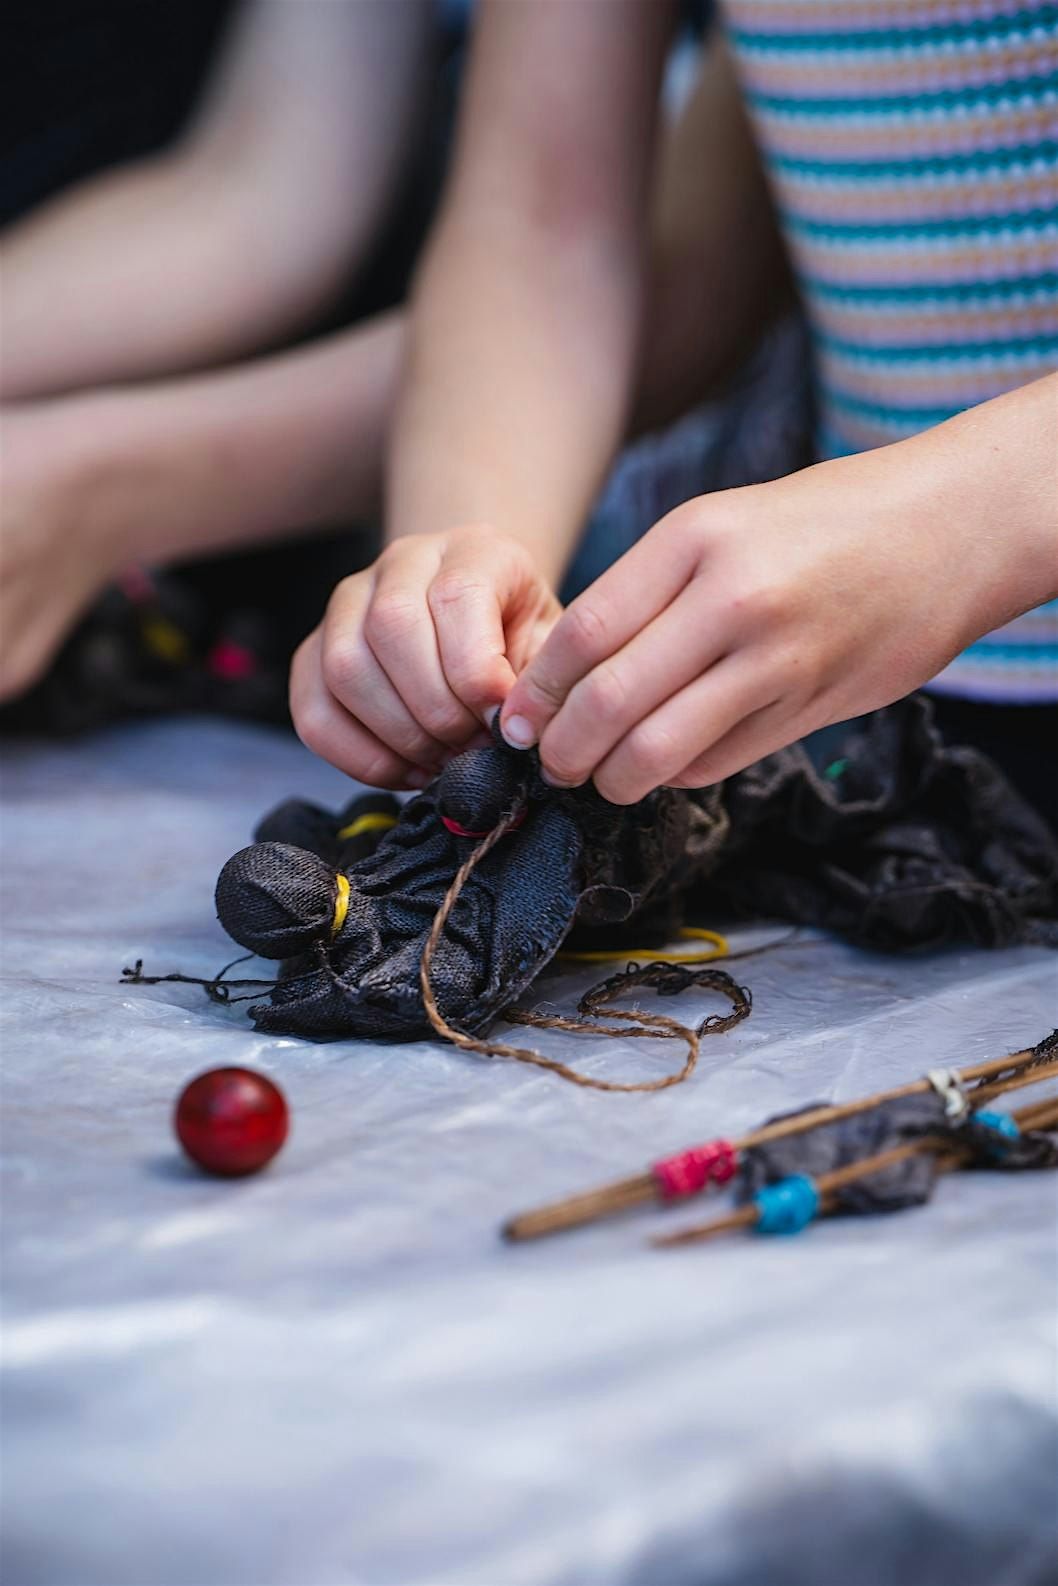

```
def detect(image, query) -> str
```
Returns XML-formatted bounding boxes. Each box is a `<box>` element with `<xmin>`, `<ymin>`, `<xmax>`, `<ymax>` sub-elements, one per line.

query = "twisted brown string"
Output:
<box><xmin>418</xmin><ymin>805</ymin><xmax>750</xmax><ymax>1092</ymax></box>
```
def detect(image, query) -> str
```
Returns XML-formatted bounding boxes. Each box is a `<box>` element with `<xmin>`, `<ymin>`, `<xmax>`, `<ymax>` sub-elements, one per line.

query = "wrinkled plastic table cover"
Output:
<box><xmin>3</xmin><ymin>719</ymin><xmax>1056</xmax><ymax>1586</ymax></box>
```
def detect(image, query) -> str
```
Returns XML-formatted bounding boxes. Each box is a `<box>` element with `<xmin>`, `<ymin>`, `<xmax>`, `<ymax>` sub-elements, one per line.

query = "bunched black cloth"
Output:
<box><xmin>213</xmin><ymin>697</ymin><xmax>1058</xmax><ymax>1040</ymax></box>
<box><xmin>693</xmin><ymin>695</ymin><xmax>1058</xmax><ymax>951</ymax></box>
<box><xmin>216</xmin><ymin>726</ymin><xmax>690</xmax><ymax>1039</ymax></box>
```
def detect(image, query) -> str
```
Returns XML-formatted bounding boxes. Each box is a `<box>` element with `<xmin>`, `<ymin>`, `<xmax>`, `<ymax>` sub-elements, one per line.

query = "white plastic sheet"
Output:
<box><xmin>3</xmin><ymin>718</ymin><xmax>1056</xmax><ymax>1586</ymax></box>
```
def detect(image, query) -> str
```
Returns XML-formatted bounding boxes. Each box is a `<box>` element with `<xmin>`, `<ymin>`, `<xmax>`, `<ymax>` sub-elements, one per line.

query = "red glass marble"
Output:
<box><xmin>174</xmin><ymin>1067</ymin><xmax>288</xmax><ymax>1177</ymax></box>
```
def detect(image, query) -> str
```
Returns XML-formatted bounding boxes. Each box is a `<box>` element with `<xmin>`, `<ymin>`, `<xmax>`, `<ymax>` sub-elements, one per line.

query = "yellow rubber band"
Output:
<box><xmin>557</xmin><ymin>926</ymin><xmax>729</xmax><ymax>966</ymax></box>
<box><xmin>336</xmin><ymin>812</ymin><xmax>399</xmax><ymax>842</ymax></box>
<box><xmin>331</xmin><ymin>873</ymin><xmax>351</xmax><ymax>937</ymax></box>
<box><xmin>140</xmin><ymin>615</ymin><xmax>190</xmax><ymax>664</ymax></box>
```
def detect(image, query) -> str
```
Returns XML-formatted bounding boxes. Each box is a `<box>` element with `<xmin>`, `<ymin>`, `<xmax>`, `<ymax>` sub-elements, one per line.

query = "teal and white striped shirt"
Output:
<box><xmin>721</xmin><ymin>0</ymin><xmax>1058</xmax><ymax>701</ymax></box>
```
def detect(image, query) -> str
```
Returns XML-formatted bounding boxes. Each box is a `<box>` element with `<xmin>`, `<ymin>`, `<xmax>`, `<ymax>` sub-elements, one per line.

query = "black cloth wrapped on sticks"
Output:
<box><xmin>739</xmin><ymin>1090</ymin><xmax>1058</xmax><ymax>1214</ymax></box>
<box><xmin>213</xmin><ymin>697</ymin><xmax>1058</xmax><ymax>1041</ymax></box>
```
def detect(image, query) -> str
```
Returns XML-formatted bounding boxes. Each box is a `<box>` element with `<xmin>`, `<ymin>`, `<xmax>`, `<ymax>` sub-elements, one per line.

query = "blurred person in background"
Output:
<box><xmin>1</xmin><ymin>0</ymin><xmax>722</xmax><ymax>724</ymax></box>
<box><xmin>0</xmin><ymin>0</ymin><xmax>435</xmax><ymax>705</ymax></box>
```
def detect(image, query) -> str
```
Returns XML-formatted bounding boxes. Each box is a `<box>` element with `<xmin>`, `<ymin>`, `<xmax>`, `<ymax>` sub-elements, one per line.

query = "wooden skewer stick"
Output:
<box><xmin>502</xmin><ymin>1043</ymin><xmax>1052</xmax><ymax>1243</ymax></box>
<box><xmin>1012</xmin><ymin>1095</ymin><xmax>1058</xmax><ymax>1130</ymax></box>
<box><xmin>970</xmin><ymin>1061</ymin><xmax>1058</xmax><ymax>1106</ymax></box>
<box><xmin>652</xmin><ymin>1097</ymin><xmax>1058</xmax><ymax>1249</ymax></box>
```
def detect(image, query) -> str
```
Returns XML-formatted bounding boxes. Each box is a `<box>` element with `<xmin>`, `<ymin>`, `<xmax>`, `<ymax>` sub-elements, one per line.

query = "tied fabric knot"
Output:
<box><xmin>653</xmin><ymin>1140</ymin><xmax>738</xmax><ymax>1199</ymax></box>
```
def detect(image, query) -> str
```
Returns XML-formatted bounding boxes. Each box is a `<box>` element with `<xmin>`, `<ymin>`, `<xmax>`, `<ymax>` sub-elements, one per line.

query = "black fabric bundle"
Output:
<box><xmin>215</xmin><ymin>729</ymin><xmax>690</xmax><ymax>1038</ymax></box>
<box><xmin>213</xmin><ymin>695</ymin><xmax>1058</xmax><ymax>1041</ymax></box>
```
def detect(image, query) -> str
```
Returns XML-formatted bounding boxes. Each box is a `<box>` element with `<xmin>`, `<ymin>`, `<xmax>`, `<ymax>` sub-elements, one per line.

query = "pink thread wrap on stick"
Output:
<box><xmin>652</xmin><ymin>1140</ymin><xmax>738</xmax><ymax>1200</ymax></box>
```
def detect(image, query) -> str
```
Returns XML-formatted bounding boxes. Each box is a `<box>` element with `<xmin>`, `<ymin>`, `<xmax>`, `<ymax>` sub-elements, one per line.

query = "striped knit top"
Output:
<box><xmin>720</xmin><ymin>0</ymin><xmax>1058</xmax><ymax>702</ymax></box>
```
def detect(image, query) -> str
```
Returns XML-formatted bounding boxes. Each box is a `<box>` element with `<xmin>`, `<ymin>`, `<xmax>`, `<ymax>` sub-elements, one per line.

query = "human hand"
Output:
<box><xmin>0</xmin><ymin>399</ymin><xmax>132</xmax><ymax>701</ymax></box>
<box><xmin>499</xmin><ymin>443</ymin><xmax>1015</xmax><ymax>803</ymax></box>
<box><xmin>290</xmin><ymin>527</ymin><xmax>561</xmax><ymax>788</ymax></box>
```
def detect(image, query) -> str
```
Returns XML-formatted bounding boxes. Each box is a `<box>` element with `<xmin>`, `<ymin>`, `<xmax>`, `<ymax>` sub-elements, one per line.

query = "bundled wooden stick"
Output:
<box><xmin>503</xmin><ymin>1034</ymin><xmax>1057</xmax><ymax>1241</ymax></box>
<box><xmin>653</xmin><ymin>1095</ymin><xmax>1058</xmax><ymax>1248</ymax></box>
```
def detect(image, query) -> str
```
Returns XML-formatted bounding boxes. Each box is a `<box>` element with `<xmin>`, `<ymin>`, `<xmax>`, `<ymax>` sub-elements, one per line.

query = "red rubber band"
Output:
<box><xmin>652</xmin><ymin>1139</ymin><xmax>738</xmax><ymax>1200</ymax></box>
<box><xmin>441</xmin><ymin>810</ymin><xmax>526</xmax><ymax>839</ymax></box>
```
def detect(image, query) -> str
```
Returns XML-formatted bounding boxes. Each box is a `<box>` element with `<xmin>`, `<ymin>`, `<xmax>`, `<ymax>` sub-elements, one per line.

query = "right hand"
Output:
<box><xmin>289</xmin><ymin>526</ymin><xmax>562</xmax><ymax>788</ymax></box>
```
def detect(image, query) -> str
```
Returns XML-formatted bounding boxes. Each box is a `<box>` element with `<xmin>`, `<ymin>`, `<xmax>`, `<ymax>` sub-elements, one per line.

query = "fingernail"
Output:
<box><xmin>405</xmin><ymin>768</ymin><xmax>434</xmax><ymax>789</ymax></box>
<box><xmin>540</xmin><ymin>767</ymin><xmax>576</xmax><ymax>789</ymax></box>
<box><xmin>483</xmin><ymin>704</ymin><xmax>499</xmax><ymax>727</ymax></box>
<box><xmin>501</xmin><ymin>714</ymin><xmax>535</xmax><ymax>748</ymax></box>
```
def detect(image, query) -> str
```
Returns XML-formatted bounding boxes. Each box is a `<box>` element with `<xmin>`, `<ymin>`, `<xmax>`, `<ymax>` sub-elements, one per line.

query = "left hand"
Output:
<box><xmin>499</xmin><ymin>443</ymin><xmax>1011</xmax><ymax>803</ymax></box>
<box><xmin>0</xmin><ymin>399</ymin><xmax>131</xmax><ymax>702</ymax></box>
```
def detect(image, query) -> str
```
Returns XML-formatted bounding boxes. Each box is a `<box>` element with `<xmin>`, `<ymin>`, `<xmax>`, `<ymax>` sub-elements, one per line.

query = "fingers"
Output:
<box><xmin>319</xmin><ymin>579</ymin><xmax>451</xmax><ymax>770</ymax></box>
<box><xmin>428</xmin><ymin>534</ymin><xmax>525</xmax><ymax>720</ymax></box>
<box><xmin>533</xmin><ymin>581</ymin><xmax>725</xmax><ymax>787</ymax></box>
<box><xmin>290</xmin><ymin>530</ymin><xmax>562</xmax><ymax>782</ymax></box>
<box><xmin>506</xmin><ymin>603</ymin><xmax>563</xmax><ymax>675</ymax></box>
<box><xmin>290</xmin><ymin>630</ymin><xmax>430</xmax><ymax>790</ymax></box>
<box><xmin>500</xmin><ymin>514</ymin><xmax>699</xmax><ymax>748</ymax></box>
<box><xmin>590</xmin><ymin>658</ymin><xmax>779</xmax><ymax>805</ymax></box>
<box><xmin>666</xmin><ymin>698</ymin><xmax>818</xmax><ymax>791</ymax></box>
<box><xmin>367</xmin><ymin>547</ymin><xmax>480</xmax><ymax>747</ymax></box>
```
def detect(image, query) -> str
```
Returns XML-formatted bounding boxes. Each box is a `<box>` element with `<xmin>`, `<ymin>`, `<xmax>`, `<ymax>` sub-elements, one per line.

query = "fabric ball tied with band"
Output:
<box><xmin>214</xmin><ymin>721</ymin><xmax>692</xmax><ymax>1041</ymax></box>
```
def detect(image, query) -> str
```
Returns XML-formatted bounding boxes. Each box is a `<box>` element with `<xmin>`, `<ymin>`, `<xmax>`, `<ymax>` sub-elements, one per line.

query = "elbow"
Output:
<box><xmin>178</xmin><ymin>131</ymin><xmax>406</xmax><ymax>355</ymax></box>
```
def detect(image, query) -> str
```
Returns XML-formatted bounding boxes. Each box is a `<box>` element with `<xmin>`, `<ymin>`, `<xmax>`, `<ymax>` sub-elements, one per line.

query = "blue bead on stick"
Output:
<box><xmin>973</xmin><ymin>1109</ymin><xmax>1021</xmax><ymax>1156</ymax></box>
<box><xmin>755</xmin><ymin>1174</ymin><xmax>820</xmax><ymax>1235</ymax></box>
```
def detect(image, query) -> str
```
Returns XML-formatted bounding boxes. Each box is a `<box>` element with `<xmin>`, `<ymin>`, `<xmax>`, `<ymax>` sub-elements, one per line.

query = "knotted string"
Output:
<box><xmin>418</xmin><ymin>803</ymin><xmax>750</xmax><ymax>1091</ymax></box>
<box><xmin>121</xmin><ymin>954</ymin><xmax>325</xmax><ymax>1007</ymax></box>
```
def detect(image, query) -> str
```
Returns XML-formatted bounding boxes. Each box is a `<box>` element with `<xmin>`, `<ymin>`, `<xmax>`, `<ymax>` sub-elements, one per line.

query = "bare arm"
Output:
<box><xmin>0</xmin><ymin>313</ymin><xmax>404</xmax><ymax>701</ymax></box>
<box><xmin>502</xmin><ymin>372</ymin><xmax>1058</xmax><ymax>802</ymax></box>
<box><xmin>0</xmin><ymin>0</ymin><xmax>430</xmax><ymax>400</ymax></box>
<box><xmin>633</xmin><ymin>37</ymin><xmax>792</xmax><ymax>434</ymax></box>
<box><xmin>387</xmin><ymin>0</ymin><xmax>675</xmax><ymax>581</ymax></box>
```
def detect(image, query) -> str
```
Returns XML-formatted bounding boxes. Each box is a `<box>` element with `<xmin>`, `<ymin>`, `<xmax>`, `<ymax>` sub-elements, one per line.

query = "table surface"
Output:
<box><xmin>3</xmin><ymin>718</ymin><xmax>1056</xmax><ymax>1586</ymax></box>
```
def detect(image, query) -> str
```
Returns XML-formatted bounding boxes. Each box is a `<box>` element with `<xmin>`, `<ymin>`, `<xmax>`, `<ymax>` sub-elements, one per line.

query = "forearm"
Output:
<box><xmin>386</xmin><ymin>0</ymin><xmax>671</xmax><ymax>586</ymax></box>
<box><xmin>64</xmin><ymin>313</ymin><xmax>405</xmax><ymax>571</ymax></box>
<box><xmin>1</xmin><ymin>151</ymin><xmax>315</xmax><ymax>400</ymax></box>
<box><xmin>897</xmin><ymin>371</ymin><xmax>1058</xmax><ymax>630</ymax></box>
<box><xmin>389</xmin><ymin>216</ymin><xmax>645</xmax><ymax>584</ymax></box>
<box><xmin>1</xmin><ymin>0</ymin><xmax>429</xmax><ymax>402</ymax></box>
